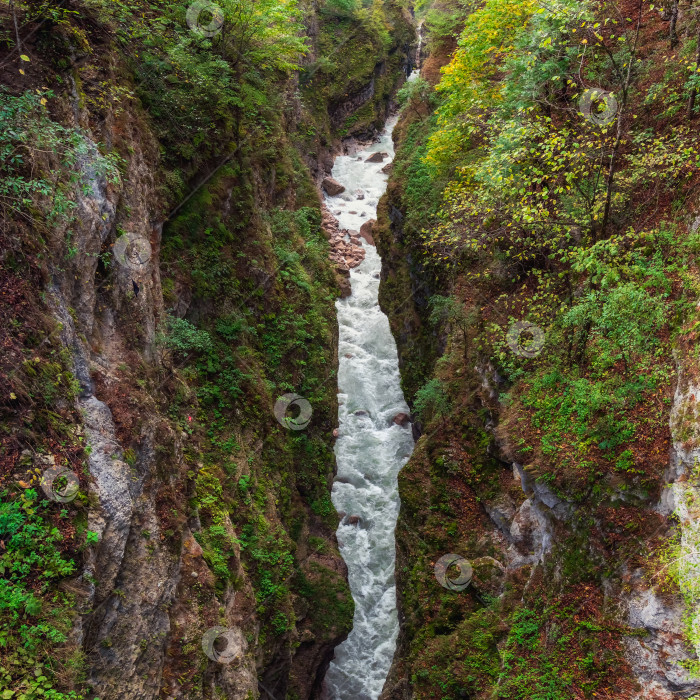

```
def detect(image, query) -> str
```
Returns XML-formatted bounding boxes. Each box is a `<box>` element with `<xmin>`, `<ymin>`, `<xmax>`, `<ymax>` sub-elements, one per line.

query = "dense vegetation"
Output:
<box><xmin>3</xmin><ymin>0</ymin><xmax>700</xmax><ymax>696</ymax></box>
<box><xmin>379</xmin><ymin>0</ymin><xmax>700</xmax><ymax>697</ymax></box>
<box><xmin>0</xmin><ymin>0</ymin><xmax>411</xmax><ymax>698</ymax></box>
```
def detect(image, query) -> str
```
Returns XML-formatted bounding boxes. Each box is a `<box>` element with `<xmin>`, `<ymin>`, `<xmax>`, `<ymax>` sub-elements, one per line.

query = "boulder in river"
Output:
<box><xmin>346</xmin><ymin>515</ymin><xmax>361</xmax><ymax>526</ymax></box>
<box><xmin>392</xmin><ymin>412</ymin><xmax>411</xmax><ymax>426</ymax></box>
<box><xmin>322</xmin><ymin>177</ymin><xmax>345</xmax><ymax>196</ymax></box>
<box><xmin>365</xmin><ymin>152</ymin><xmax>387</xmax><ymax>163</ymax></box>
<box><xmin>359</xmin><ymin>220</ymin><xmax>375</xmax><ymax>245</ymax></box>
<box><xmin>381</xmin><ymin>162</ymin><xmax>393</xmax><ymax>174</ymax></box>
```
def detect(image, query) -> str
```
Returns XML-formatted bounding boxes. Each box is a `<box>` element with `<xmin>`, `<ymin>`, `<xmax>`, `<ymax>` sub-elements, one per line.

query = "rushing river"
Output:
<box><xmin>321</xmin><ymin>112</ymin><xmax>415</xmax><ymax>699</ymax></box>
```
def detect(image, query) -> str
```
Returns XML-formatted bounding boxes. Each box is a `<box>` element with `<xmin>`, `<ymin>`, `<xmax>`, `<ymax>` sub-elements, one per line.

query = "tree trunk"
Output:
<box><xmin>10</xmin><ymin>0</ymin><xmax>22</xmax><ymax>55</ymax></box>
<box><xmin>689</xmin><ymin>28</ymin><xmax>700</xmax><ymax>117</ymax></box>
<box><xmin>600</xmin><ymin>0</ymin><xmax>643</xmax><ymax>239</ymax></box>
<box><xmin>670</xmin><ymin>0</ymin><xmax>680</xmax><ymax>48</ymax></box>
<box><xmin>573</xmin><ymin>319</ymin><xmax>592</xmax><ymax>369</ymax></box>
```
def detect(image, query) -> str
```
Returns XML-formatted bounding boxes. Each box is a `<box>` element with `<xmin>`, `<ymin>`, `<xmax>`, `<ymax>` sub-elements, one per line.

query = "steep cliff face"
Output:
<box><xmin>379</xmin><ymin>146</ymin><xmax>700</xmax><ymax>700</ymax></box>
<box><xmin>376</xmin><ymin>3</ymin><xmax>700</xmax><ymax>698</ymax></box>
<box><xmin>0</xmin><ymin>1</ymin><xmax>412</xmax><ymax>699</ymax></box>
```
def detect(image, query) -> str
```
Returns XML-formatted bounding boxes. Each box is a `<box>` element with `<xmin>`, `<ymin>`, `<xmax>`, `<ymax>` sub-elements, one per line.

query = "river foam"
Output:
<box><xmin>321</xmin><ymin>113</ymin><xmax>415</xmax><ymax>699</ymax></box>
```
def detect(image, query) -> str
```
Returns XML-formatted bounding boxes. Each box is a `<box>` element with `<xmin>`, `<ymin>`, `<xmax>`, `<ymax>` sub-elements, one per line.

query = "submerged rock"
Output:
<box><xmin>392</xmin><ymin>412</ymin><xmax>410</xmax><ymax>426</ymax></box>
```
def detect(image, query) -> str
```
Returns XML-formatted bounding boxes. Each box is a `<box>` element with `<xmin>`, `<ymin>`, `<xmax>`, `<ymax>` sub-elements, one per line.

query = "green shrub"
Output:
<box><xmin>162</xmin><ymin>317</ymin><xmax>213</xmax><ymax>355</ymax></box>
<box><xmin>414</xmin><ymin>378</ymin><xmax>452</xmax><ymax>425</ymax></box>
<box><xmin>0</xmin><ymin>490</ymin><xmax>79</xmax><ymax>695</ymax></box>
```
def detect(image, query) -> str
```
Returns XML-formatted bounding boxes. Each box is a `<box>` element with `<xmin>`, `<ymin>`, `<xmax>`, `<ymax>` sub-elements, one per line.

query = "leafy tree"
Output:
<box><xmin>420</xmin><ymin>0</ymin><xmax>700</xmax><ymax>273</ymax></box>
<box><xmin>429</xmin><ymin>294</ymin><xmax>476</xmax><ymax>361</ymax></box>
<box><xmin>561</xmin><ymin>284</ymin><xmax>665</xmax><ymax>374</ymax></box>
<box><xmin>398</xmin><ymin>76</ymin><xmax>435</xmax><ymax>120</ymax></box>
<box><xmin>212</xmin><ymin>0</ymin><xmax>307</xmax><ymax>74</ymax></box>
<box><xmin>414</xmin><ymin>377</ymin><xmax>452</xmax><ymax>426</ymax></box>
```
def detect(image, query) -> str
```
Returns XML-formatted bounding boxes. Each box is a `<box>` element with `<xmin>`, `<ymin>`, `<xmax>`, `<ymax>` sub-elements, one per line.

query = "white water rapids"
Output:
<box><xmin>321</xmin><ymin>111</ymin><xmax>415</xmax><ymax>699</ymax></box>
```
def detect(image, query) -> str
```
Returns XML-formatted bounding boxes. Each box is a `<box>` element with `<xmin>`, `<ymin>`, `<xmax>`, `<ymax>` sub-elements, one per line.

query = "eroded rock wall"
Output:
<box><xmin>0</xmin><ymin>2</ymin><xmax>413</xmax><ymax>699</ymax></box>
